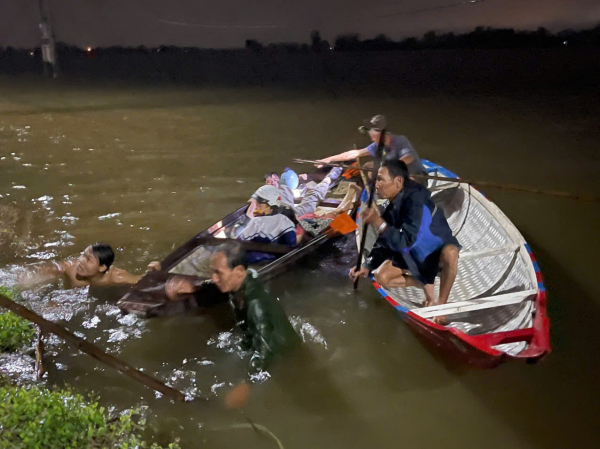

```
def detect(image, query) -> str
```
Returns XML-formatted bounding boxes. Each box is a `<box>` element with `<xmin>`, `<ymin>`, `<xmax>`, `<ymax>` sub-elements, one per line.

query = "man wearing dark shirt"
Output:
<box><xmin>350</xmin><ymin>160</ymin><xmax>459</xmax><ymax>324</ymax></box>
<box><xmin>165</xmin><ymin>241</ymin><xmax>301</xmax><ymax>371</ymax></box>
<box><xmin>316</xmin><ymin>115</ymin><xmax>427</xmax><ymax>177</ymax></box>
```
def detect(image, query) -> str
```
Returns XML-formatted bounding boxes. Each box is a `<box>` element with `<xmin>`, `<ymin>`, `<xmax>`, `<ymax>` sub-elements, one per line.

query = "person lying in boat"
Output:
<box><xmin>349</xmin><ymin>160</ymin><xmax>460</xmax><ymax>324</ymax></box>
<box><xmin>246</xmin><ymin>170</ymin><xmax>307</xmax><ymax>218</ymax></box>
<box><xmin>165</xmin><ymin>240</ymin><xmax>301</xmax><ymax>372</ymax></box>
<box><xmin>316</xmin><ymin>115</ymin><xmax>428</xmax><ymax>178</ymax></box>
<box><xmin>281</xmin><ymin>169</ymin><xmax>361</xmax><ymax>244</ymax></box>
<box><xmin>264</xmin><ymin>172</ymin><xmax>280</xmax><ymax>187</ymax></box>
<box><xmin>238</xmin><ymin>167</ymin><xmax>350</xmax><ymax>252</ymax></box>
<box><xmin>18</xmin><ymin>243</ymin><xmax>142</xmax><ymax>288</ymax></box>
<box><xmin>261</xmin><ymin>166</ymin><xmax>358</xmax><ymax>244</ymax></box>
<box><xmin>238</xmin><ymin>185</ymin><xmax>298</xmax><ymax>262</ymax></box>
<box><xmin>276</xmin><ymin>166</ymin><xmax>343</xmax><ymax>216</ymax></box>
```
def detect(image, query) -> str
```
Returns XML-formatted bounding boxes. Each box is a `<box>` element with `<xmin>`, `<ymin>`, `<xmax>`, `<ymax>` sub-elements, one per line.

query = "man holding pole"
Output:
<box><xmin>349</xmin><ymin>159</ymin><xmax>460</xmax><ymax>324</ymax></box>
<box><xmin>316</xmin><ymin>115</ymin><xmax>428</xmax><ymax>177</ymax></box>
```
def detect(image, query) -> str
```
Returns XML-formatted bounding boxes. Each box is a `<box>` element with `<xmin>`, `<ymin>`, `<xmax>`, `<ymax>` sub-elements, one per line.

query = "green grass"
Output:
<box><xmin>0</xmin><ymin>384</ymin><xmax>180</xmax><ymax>448</ymax></box>
<box><xmin>0</xmin><ymin>286</ymin><xmax>35</xmax><ymax>352</ymax></box>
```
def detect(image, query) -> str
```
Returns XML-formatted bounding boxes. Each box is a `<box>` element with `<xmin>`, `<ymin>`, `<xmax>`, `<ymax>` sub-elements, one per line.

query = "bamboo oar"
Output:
<box><xmin>35</xmin><ymin>329</ymin><xmax>45</xmax><ymax>380</ymax></box>
<box><xmin>293</xmin><ymin>158</ymin><xmax>600</xmax><ymax>204</ymax></box>
<box><xmin>353</xmin><ymin>131</ymin><xmax>386</xmax><ymax>289</ymax></box>
<box><xmin>0</xmin><ymin>293</ymin><xmax>186</xmax><ymax>402</ymax></box>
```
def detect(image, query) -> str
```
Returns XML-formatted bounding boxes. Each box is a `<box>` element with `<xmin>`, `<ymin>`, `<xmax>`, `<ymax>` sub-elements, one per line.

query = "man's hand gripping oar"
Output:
<box><xmin>353</xmin><ymin>129</ymin><xmax>386</xmax><ymax>289</ymax></box>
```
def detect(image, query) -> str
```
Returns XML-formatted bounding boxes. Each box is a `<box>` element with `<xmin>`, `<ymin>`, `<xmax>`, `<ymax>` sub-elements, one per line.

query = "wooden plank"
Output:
<box><xmin>0</xmin><ymin>294</ymin><xmax>186</xmax><ymax>401</ymax></box>
<box><xmin>414</xmin><ymin>289</ymin><xmax>537</xmax><ymax>318</ymax></box>
<box><xmin>459</xmin><ymin>244</ymin><xmax>520</xmax><ymax>260</ymax></box>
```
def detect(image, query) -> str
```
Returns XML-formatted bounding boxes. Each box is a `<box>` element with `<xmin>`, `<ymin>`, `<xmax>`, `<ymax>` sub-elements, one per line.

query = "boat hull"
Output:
<box><xmin>365</xmin><ymin>160</ymin><xmax>550</xmax><ymax>368</ymax></box>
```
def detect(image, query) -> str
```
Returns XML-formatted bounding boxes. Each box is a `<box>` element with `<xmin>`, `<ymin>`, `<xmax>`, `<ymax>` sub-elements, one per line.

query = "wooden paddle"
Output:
<box><xmin>353</xmin><ymin>131</ymin><xmax>386</xmax><ymax>289</ymax></box>
<box><xmin>293</xmin><ymin>158</ymin><xmax>600</xmax><ymax>204</ymax></box>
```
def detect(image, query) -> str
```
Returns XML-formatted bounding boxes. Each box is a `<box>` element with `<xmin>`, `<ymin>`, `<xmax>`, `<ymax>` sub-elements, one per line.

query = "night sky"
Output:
<box><xmin>2</xmin><ymin>0</ymin><xmax>599</xmax><ymax>49</ymax></box>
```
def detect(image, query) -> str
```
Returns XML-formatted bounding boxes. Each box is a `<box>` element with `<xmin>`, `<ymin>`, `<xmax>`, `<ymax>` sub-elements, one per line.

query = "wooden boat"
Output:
<box><xmin>118</xmin><ymin>176</ymin><xmax>361</xmax><ymax>317</ymax></box>
<box><xmin>360</xmin><ymin>160</ymin><xmax>550</xmax><ymax>368</ymax></box>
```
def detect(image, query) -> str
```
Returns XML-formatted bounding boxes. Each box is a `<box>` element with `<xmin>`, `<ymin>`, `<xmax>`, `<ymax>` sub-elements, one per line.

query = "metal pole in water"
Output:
<box><xmin>37</xmin><ymin>0</ymin><xmax>59</xmax><ymax>78</ymax></box>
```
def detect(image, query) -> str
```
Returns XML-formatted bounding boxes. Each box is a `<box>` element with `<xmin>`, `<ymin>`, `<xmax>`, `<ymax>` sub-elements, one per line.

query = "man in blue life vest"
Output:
<box><xmin>316</xmin><ymin>115</ymin><xmax>428</xmax><ymax>177</ymax></box>
<box><xmin>349</xmin><ymin>159</ymin><xmax>460</xmax><ymax>324</ymax></box>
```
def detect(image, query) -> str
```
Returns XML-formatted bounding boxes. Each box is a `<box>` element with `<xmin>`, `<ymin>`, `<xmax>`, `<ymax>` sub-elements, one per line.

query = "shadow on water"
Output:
<box><xmin>458</xmin><ymin>237</ymin><xmax>600</xmax><ymax>448</ymax></box>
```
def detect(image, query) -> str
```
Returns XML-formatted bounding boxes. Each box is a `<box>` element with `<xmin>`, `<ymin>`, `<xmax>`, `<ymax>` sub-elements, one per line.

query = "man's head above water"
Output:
<box><xmin>210</xmin><ymin>241</ymin><xmax>248</xmax><ymax>293</ymax></box>
<box><xmin>76</xmin><ymin>243</ymin><xmax>115</xmax><ymax>278</ymax></box>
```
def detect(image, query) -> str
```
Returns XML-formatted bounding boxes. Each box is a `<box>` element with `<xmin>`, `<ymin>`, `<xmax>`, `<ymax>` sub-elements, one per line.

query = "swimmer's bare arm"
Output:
<box><xmin>17</xmin><ymin>260</ymin><xmax>81</xmax><ymax>288</ymax></box>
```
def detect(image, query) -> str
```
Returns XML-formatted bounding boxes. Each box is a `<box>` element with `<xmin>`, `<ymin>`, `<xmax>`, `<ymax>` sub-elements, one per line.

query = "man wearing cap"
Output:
<box><xmin>317</xmin><ymin>115</ymin><xmax>427</xmax><ymax>177</ymax></box>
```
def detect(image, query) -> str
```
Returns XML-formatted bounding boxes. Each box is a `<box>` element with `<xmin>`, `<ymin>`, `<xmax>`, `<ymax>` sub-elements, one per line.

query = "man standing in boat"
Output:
<box><xmin>349</xmin><ymin>160</ymin><xmax>460</xmax><ymax>324</ymax></box>
<box><xmin>316</xmin><ymin>115</ymin><xmax>428</xmax><ymax>178</ymax></box>
<box><xmin>165</xmin><ymin>241</ymin><xmax>301</xmax><ymax>372</ymax></box>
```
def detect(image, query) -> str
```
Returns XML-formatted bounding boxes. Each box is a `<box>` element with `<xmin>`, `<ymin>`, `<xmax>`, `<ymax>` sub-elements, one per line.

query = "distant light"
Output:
<box><xmin>30</xmin><ymin>51</ymin><xmax>34</xmax><ymax>56</ymax></box>
<box><xmin>330</xmin><ymin>46</ymin><xmax>334</xmax><ymax>50</ymax></box>
<box><xmin>563</xmin><ymin>40</ymin><xmax>568</xmax><ymax>45</ymax></box>
<box><xmin>87</xmin><ymin>47</ymin><xmax>92</xmax><ymax>52</ymax></box>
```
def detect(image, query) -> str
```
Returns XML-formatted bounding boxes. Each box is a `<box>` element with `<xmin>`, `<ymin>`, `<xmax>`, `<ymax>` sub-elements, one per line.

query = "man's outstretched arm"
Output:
<box><xmin>17</xmin><ymin>260</ymin><xmax>74</xmax><ymax>288</ymax></box>
<box><xmin>318</xmin><ymin>147</ymin><xmax>370</xmax><ymax>165</ymax></box>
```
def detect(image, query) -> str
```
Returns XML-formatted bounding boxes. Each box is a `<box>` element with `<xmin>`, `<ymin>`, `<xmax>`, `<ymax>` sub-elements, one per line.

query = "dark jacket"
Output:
<box><xmin>366</xmin><ymin>180</ymin><xmax>459</xmax><ymax>284</ymax></box>
<box><xmin>231</xmin><ymin>270</ymin><xmax>301</xmax><ymax>371</ymax></box>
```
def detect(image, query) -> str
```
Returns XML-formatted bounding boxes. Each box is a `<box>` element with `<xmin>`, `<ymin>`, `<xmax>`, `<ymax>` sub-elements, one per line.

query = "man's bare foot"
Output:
<box><xmin>423</xmin><ymin>284</ymin><xmax>436</xmax><ymax>307</ymax></box>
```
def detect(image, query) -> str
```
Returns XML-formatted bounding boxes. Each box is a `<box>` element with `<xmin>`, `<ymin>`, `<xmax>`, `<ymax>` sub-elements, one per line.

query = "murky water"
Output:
<box><xmin>1</xmin><ymin>76</ymin><xmax>599</xmax><ymax>448</ymax></box>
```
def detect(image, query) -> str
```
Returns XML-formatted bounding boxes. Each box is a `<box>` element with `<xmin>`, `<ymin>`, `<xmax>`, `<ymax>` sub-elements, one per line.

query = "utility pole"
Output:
<box><xmin>37</xmin><ymin>0</ymin><xmax>58</xmax><ymax>78</ymax></box>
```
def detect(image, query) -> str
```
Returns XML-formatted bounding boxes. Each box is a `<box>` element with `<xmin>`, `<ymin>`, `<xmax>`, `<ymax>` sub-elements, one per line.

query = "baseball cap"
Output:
<box><xmin>251</xmin><ymin>185</ymin><xmax>281</xmax><ymax>207</ymax></box>
<box><xmin>359</xmin><ymin>114</ymin><xmax>387</xmax><ymax>133</ymax></box>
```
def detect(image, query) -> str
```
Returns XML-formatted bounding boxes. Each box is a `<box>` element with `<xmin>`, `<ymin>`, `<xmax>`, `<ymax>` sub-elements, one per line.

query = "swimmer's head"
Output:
<box><xmin>76</xmin><ymin>243</ymin><xmax>114</xmax><ymax>278</ymax></box>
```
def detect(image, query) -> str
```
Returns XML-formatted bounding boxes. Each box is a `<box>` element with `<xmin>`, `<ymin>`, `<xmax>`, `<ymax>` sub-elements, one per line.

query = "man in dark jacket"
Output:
<box><xmin>350</xmin><ymin>160</ymin><xmax>459</xmax><ymax>322</ymax></box>
<box><xmin>165</xmin><ymin>240</ymin><xmax>301</xmax><ymax>371</ymax></box>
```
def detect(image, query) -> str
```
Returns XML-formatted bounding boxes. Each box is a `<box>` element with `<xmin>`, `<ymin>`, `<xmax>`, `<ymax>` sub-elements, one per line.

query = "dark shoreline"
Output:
<box><xmin>1</xmin><ymin>48</ymin><xmax>599</xmax><ymax>96</ymax></box>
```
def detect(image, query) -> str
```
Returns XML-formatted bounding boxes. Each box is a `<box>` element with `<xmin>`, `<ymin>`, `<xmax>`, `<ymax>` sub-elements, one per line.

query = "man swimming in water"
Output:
<box><xmin>19</xmin><ymin>243</ymin><xmax>141</xmax><ymax>288</ymax></box>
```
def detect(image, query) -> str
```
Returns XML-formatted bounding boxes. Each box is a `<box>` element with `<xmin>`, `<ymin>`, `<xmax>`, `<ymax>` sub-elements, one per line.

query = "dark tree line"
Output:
<box><xmin>0</xmin><ymin>26</ymin><xmax>598</xmax><ymax>89</ymax></box>
<box><xmin>333</xmin><ymin>26</ymin><xmax>600</xmax><ymax>51</ymax></box>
